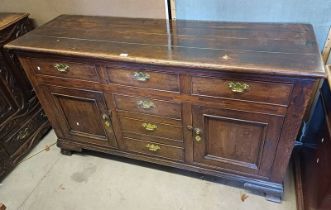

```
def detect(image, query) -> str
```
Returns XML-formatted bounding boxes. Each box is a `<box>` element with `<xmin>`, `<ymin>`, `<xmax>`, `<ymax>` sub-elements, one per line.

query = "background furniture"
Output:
<box><xmin>0</xmin><ymin>13</ymin><xmax>50</xmax><ymax>181</ymax></box>
<box><xmin>6</xmin><ymin>15</ymin><xmax>324</xmax><ymax>202</ymax></box>
<box><xmin>293</xmin><ymin>28</ymin><xmax>330</xmax><ymax>210</ymax></box>
<box><xmin>293</xmin><ymin>79</ymin><xmax>331</xmax><ymax>210</ymax></box>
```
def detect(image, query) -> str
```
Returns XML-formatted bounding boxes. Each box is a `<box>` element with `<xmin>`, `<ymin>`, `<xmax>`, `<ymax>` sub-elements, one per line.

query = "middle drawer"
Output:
<box><xmin>118</xmin><ymin>111</ymin><xmax>183</xmax><ymax>143</ymax></box>
<box><xmin>113</xmin><ymin>94</ymin><xmax>182</xmax><ymax>119</ymax></box>
<box><xmin>105</xmin><ymin>65</ymin><xmax>180</xmax><ymax>92</ymax></box>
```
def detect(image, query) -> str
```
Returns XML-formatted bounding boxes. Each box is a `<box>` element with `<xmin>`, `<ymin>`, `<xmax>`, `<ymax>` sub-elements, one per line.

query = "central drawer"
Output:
<box><xmin>105</xmin><ymin>65</ymin><xmax>180</xmax><ymax>92</ymax></box>
<box><xmin>113</xmin><ymin>94</ymin><xmax>182</xmax><ymax>119</ymax></box>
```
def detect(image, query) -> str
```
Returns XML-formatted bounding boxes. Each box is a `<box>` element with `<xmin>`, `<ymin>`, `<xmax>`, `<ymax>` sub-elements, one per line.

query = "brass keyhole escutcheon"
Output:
<box><xmin>195</xmin><ymin>135</ymin><xmax>202</xmax><ymax>142</ymax></box>
<box><xmin>187</xmin><ymin>126</ymin><xmax>202</xmax><ymax>142</ymax></box>
<box><xmin>194</xmin><ymin>128</ymin><xmax>202</xmax><ymax>142</ymax></box>
<box><xmin>102</xmin><ymin>113</ymin><xmax>111</xmax><ymax>128</ymax></box>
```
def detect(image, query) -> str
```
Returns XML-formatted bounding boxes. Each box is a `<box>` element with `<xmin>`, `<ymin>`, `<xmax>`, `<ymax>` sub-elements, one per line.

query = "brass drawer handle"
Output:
<box><xmin>137</xmin><ymin>100</ymin><xmax>155</xmax><ymax>109</ymax></box>
<box><xmin>142</xmin><ymin>122</ymin><xmax>157</xmax><ymax>131</ymax></box>
<box><xmin>146</xmin><ymin>143</ymin><xmax>160</xmax><ymax>152</ymax></box>
<box><xmin>227</xmin><ymin>81</ymin><xmax>249</xmax><ymax>93</ymax></box>
<box><xmin>133</xmin><ymin>71</ymin><xmax>150</xmax><ymax>82</ymax></box>
<box><xmin>54</xmin><ymin>63</ymin><xmax>70</xmax><ymax>73</ymax></box>
<box><xmin>102</xmin><ymin>113</ymin><xmax>111</xmax><ymax>128</ymax></box>
<box><xmin>16</xmin><ymin>127</ymin><xmax>30</xmax><ymax>140</ymax></box>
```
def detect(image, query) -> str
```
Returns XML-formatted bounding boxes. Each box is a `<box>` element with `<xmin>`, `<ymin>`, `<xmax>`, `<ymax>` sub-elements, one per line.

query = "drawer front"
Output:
<box><xmin>119</xmin><ymin>115</ymin><xmax>183</xmax><ymax>142</ymax></box>
<box><xmin>114</xmin><ymin>94</ymin><xmax>182</xmax><ymax>119</ymax></box>
<box><xmin>124</xmin><ymin>137</ymin><xmax>184</xmax><ymax>162</ymax></box>
<box><xmin>106</xmin><ymin>66</ymin><xmax>179</xmax><ymax>92</ymax></box>
<box><xmin>29</xmin><ymin>58</ymin><xmax>99</xmax><ymax>81</ymax></box>
<box><xmin>192</xmin><ymin>76</ymin><xmax>293</xmax><ymax>105</ymax></box>
<box><xmin>3</xmin><ymin>109</ymin><xmax>46</xmax><ymax>156</ymax></box>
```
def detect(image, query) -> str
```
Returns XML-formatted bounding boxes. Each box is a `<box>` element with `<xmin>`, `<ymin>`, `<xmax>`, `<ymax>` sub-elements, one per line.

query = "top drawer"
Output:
<box><xmin>192</xmin><ymin>76</ymin><xmax>293</xmax><ymax>106</ymax></box>
<box><xmin>105</xmin><ymin>65</ymin><xmax>180</xmax><ymax>92</ymax></box>
<box><xmin>28</xmin><ymin>58</ymin><xmax>100</xmax><ymax>81</ymax></box>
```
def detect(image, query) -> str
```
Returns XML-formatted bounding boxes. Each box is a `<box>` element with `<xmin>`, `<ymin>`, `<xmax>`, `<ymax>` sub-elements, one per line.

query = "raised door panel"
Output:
<box><xmin>42</xmin><ymin>86</ymin><xmax>117</xmax><ymax>148</ymax></box>
<box><xmin>192</xmin><ymin>106</ymin><xmax>284</xmax><ymax>178</ymax></box>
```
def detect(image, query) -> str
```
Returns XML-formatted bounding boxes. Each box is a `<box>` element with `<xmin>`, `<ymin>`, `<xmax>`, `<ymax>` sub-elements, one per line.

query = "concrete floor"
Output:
<box><xmin>0</xmin><ymin>130</ymin><xmax>297</xmax><ymax>210</ymax></box>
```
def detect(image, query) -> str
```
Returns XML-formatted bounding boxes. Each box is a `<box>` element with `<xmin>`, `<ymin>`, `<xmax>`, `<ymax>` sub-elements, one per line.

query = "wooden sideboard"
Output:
<box><xmin>0</xmin><ymin>13</ymin><xmax>51</xmax><ymax>180</ymax></box>
<box><xmin>5</xmin><ymin>15</ymin><xmax>325</xmax><ymax>201</ymax></box>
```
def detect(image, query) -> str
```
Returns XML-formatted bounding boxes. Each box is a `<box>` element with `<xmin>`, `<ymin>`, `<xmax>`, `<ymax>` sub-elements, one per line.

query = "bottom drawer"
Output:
<box><xmin>4</xmin><ymin>108</ymin><xmax>47</xmax><ymax>155</ymax></box>
<box><xmin>124</xmin><ymin>137</ymin><xmax>184</xmax><ymax>162</ymax></box>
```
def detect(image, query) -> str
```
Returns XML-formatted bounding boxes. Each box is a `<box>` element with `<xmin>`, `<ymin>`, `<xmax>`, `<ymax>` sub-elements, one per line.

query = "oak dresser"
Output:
<box><xmin>5</xmin><ymin>15</ymin><xmax>325</xmax><ymax>201</ymax></box>
<box><xmin>0</xmin><ymin>13</ymin><xmax>50</xmax><ymax>180</ymax></box>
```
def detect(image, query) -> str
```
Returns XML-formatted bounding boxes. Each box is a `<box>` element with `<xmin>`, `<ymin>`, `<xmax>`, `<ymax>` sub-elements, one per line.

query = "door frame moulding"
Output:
<box><xmin>165</xmin><ymin>0</ymin><xmax>176</xmax><ymax>20</ymax></box>
<box><xmin>322</xmin><ymin>27</ymin><xmax>331</xmax><ymax>64</ymax></box>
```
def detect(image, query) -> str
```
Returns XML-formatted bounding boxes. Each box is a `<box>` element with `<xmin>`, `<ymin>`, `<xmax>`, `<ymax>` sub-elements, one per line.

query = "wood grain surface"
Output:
<box><xmin>6</xmin><ymin>15</ymin><xmax>325</xmax><ymax>78</ymax></box>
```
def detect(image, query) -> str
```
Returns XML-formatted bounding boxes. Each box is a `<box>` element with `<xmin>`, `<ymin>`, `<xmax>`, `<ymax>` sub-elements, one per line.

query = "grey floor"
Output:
<box><xmin>0</xmin><ymin>130</ymin><xmax>297</xmax><ymax>210</ymax></box>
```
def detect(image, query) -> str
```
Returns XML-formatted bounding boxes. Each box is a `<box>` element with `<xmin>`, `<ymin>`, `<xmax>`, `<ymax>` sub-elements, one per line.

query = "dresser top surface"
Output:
<box><xmin>0</xmin><ymin>13</ymin><xmax>29</xmax><ymax>30</ymax></box>
<box><xmin>6</xmin><ymin>15</ymin><xmax>325</xmax><ymax>77</ymax></box>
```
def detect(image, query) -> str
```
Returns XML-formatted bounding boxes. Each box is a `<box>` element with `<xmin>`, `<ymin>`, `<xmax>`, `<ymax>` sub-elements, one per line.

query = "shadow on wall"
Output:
<box><xmin>176</xmin><ymin>0</ymin><xmax>331</xmax><ymax>50</ymax></box>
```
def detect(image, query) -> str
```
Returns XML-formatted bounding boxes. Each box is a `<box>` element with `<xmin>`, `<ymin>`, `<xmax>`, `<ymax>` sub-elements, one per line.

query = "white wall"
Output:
<box><xmin>0</xmin><ymin>0</ymin><xmax>167</xmax><ymax>26</ymax></box>
<box><xmin>176</xmin><ymin>0</ymin><xmax>331</xmax><ymax>50</ymax></box>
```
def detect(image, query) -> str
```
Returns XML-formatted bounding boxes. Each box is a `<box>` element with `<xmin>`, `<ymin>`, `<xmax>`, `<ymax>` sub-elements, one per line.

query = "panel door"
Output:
<box><xmin>42</xmin><ymin>85</ymin><xmax>117</xmax><ymax>148</ymax></box>
<box><xmin>192</xmin><ymin>105</ymin><xmax>284</xmax><ymax>178</ymax></box>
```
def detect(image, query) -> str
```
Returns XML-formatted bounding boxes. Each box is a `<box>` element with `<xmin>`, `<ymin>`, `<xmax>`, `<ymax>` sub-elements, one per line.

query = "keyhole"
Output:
<box><xmin>76</xmin><ymin>122</ymin><xmax>80</xmax><ymax>126</ymax></box>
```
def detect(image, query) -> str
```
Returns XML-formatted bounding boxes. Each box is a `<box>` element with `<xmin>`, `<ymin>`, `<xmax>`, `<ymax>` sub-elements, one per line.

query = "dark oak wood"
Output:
<box><xmin>192</xmin><ymin>105</ymin><xmax>283</xmax><ymax>178</ymax></box>
<box><xmin>124</xmin><ymin>137</ymin><xmax>184</xmax><ymax>162</ymax></box>
<box><xmin>0</xmin><ymin>13</ymin><xmax>28</xmax><ymax>30</ymax></box>
<box><xmin>29</xmin><ymin>57</ymin><xmax>100</xmax><ymax>82</ymax></box>
<box><xmin>6</xmin><ymin>15</ymin><xmax>324</xmax><ymax>78</ymax></box>
<box><xmin>118</xmin><ymin>113</ymin><xmax>183</xmax><ymax>142</ymax></box>
<box><xmin>114</xmin><ymin>94</ymin><xmax>182</xmax><ymax>119</ymax></box>
<box><xmin>6</xmin><ymin>15</ymin><xmax>325</xmax><ymax>201</ymax></box>
<box><xmin>40</xmin><ymin>85</ymin><xmax>117</xmax><ymax>148</ymax></box>
<box><xmin>192</xmin><ymin>76</ymin><xmax>293</xmax><ymax>106</ymax></box>
<box><xmin>106</xmin><ymin>64</ymin><xmax>180</xmax><ymax>92</ymax></box>
<box><xmin>0</xmin><ymin>13</ymin><xmax>51</xmax><ymax>181</ymax></box>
